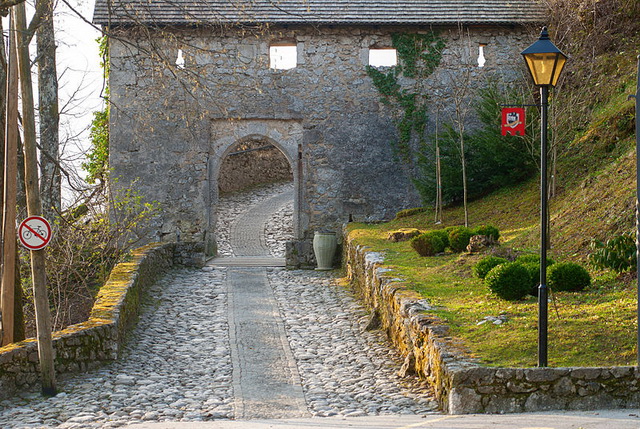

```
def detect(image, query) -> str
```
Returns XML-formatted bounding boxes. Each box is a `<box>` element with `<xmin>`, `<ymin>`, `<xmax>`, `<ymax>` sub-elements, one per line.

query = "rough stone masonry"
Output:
<box><xmin>94</xmin><ymin>0</ymin><xmax>545</xmax><ymax>265</ymax></box>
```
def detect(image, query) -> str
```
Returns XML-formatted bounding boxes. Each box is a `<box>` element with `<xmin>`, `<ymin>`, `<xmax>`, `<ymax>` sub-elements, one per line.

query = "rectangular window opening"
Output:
<box><xmin>369</xmin><ymin>48</ymin><xmax>397</xmax><ymax>67</ymax></box>
<box><xmin>270</xmin><ymin>45</ymin><xmax>297</xmax><ymax>70</ymax></box>
<box><xmin>478</xmin><ymin>44</ymin><xmax>487</xmax><ymax>68</ymax></box>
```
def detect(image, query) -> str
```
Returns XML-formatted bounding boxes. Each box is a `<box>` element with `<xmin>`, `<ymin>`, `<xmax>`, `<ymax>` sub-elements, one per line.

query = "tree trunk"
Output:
<box><xmin>13</xmin><ymin>244</ymin><xmax>24</xmax><ymax>342</ymax></box>
<box><xmin>1</xmin><ymin>15</ymin><xmax>18</xmax><ymax>346</ymax></box>
<box><xmin>15</xmin><ymin>1</ymin><xmax>56</xmax><ymax>395</ymax></box>
<box><xmin>36</xmin><ymin>0</ymin><xmax>60</xmax><ymax>220</ymax></box>
<box><xmin>459</xmin><ymin>124</ymin><xmax>469</xmax><ymax>227</ymax></box>
<box><xmin>434</xmin><ymin>110</ymin><xmax>442</xmax><ymax>224</ymax></box>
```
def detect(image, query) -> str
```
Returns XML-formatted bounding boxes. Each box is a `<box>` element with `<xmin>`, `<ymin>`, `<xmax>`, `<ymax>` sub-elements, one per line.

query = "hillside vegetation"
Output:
<box><xmin>347</xmin><ymin>0</ymin><xmax>640</xmax><ymax>367</ymax></box>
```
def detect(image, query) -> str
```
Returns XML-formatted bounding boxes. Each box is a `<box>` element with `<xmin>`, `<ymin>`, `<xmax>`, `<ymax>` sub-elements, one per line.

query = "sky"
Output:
<box><xmin>10</xmin><ymin>0</ymin><xmax>103</xmax><ymax>205</ymax></box>
<box><xmin>55</xmin><ymin>0</ymin><xmax>103</xmax><ymax>191</ymax></box>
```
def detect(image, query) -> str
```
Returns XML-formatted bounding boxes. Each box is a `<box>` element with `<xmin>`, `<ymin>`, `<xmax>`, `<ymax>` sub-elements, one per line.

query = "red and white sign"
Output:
<box><xmin>18</xmin><ymin>216</ymin><xmax>52</xmax><ymax>250</ymax></box>
<box><xmin>501</xmin><ymin>107</ymin><xmax>526</xmax><ymax>136</ymax></box>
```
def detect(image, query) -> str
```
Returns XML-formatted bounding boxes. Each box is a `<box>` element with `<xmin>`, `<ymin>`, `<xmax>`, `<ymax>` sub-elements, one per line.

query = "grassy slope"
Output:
<box><xmin>347</xmin><ymin>85</ymin><xmax>638</xmax><ymax>368</ymax></box>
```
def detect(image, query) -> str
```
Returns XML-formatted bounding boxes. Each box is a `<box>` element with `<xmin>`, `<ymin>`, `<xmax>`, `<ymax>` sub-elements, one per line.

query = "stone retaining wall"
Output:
<box><xmin>0</xmin><ymin>242</ymin><xmax>175</xmax><ymax>400</ymax></box>
<box><xmin>344</xmin><ymin>233</ymin><xmax>640</xmax><ymax>414</ymax></box>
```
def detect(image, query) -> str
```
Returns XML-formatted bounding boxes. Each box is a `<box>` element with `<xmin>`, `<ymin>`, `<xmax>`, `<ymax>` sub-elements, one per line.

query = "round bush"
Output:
<box><xmin>547</xmin><ymin>262</ymin><xmax>591</xmax><ymax>292</ymax></box>
<box><xmin>448</xmin><ymin>227</ymin><xmax>473</xmax><ymax>252</ymax></box>
<box><xmin>472</xmin><ymin>225</ymin><xmax>500</xmax><ymax>241</ymax></box>
<box><xmin>410</xmin><ymin>232</ymin><xmax>446</xmax><ymax>257</ymax></box>
<box><xmin>431</xmin><ymin>229</ymin><xmax>450</xmax><ymax>249</ymax></box>
<box><xmin>516</xmin><ymin>254</ymin><xmax>555</xmax><ymax>266</ymax></box>
<box><xmin>473</xmin><ymin>256</ymin><xmax>508</xmax><ymax>279</ymax></box>
<box><xmin>521</xmin><ymin>262</ymin><xmax>541</xmax><ymax>296</ymax></box>
<box><xmin>485</xmin><ymin>262</ymin><xmax>531</xmax><ymax>301</ymax></box>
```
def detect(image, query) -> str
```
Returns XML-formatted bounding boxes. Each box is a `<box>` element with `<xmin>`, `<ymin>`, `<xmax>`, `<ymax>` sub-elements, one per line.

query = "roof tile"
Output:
<box><xmin>93</xmin><ymin>0</ymin><xmax>546</xmax><ymax>26</ymax></box>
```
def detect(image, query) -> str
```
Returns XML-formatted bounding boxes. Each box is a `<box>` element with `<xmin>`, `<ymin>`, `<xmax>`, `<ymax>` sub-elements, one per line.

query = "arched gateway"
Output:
<box><xmin>209</xmin><ymin>120</ymin><xmax>303</xmax><ymax>254</ymax></box>
<box><xmin>93</xmin><ymin>0</ymin><xmax>546</xmax><ymax>267</ymax></box>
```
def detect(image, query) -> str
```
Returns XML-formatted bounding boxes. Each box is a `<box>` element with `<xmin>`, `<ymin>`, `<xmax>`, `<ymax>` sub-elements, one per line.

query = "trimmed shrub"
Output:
<box><xmin>547</xmin><ymin>262</ymin><xmax>591</xmax><ymax>292</ymax></box>
<box><xmin>485</xmin><ymin>262</ymin><xmax>531</xmax><ymax>301</ymax></box>
<box><xmin>521</xmin><ymin>262</ymin><xmax>541</xmax><ymax>296</ymax></box>
<box><xmin>473</xmin><ymin>256</ymin><xmax>508</xmax><ymax>279</ymax></box>
<box><xmin>472</xmin><ymin>225</ymin><xmax>500</xmax><ymax>241</ymax></box>
<box><xmin>448</xmin><ymin>226</ymin><xmax>473</xmax><ymax>252</ymax></box>
<box><xmin>410</xmin><ymin>232</ymin><xmax>446</xmax><ymax>257</ymax></box>
<box><xmin>516</xmin><ymin>254</ymin><xmax>556</xmax><ymax>267</ymax></box>
<box><xmin>431</xmin><ymin>229</ymin><xmax>450</xmax><ymax>249</ymax></box>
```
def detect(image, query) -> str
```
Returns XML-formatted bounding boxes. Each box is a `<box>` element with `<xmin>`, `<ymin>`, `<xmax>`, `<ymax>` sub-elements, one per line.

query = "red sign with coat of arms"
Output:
<box><xmin>501</xmin><ymin>108</ymin><xmax>526</xmax><ymax>136</ymax></box>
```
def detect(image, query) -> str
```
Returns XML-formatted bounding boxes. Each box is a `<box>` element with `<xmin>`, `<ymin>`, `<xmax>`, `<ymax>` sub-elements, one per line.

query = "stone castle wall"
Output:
<box><xmin>108</xmin><ymin>24</ymin><xmax>532</xmax><ymax>261</ymax></box>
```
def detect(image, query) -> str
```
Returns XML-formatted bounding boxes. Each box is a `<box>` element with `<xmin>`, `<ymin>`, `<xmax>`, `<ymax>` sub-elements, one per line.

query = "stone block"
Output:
<box><xmin>571</xmin><ymin>368</ymin><xmax>602</xmax><ymax>380</ymax></box>
<box><xmin>524</xmin><ymin>368</ymin><xmax>568</xmax><ymax>383</ymax></box>
<box><xmin>610</xmin><ymin>366</ymin><xmax>633</xmax><ymax>379</ymax></box>
<box><xmin>568</xmin><ymin>392</ymin><xmax>618</xmax><ymax>410</ymax></box>
<box><xmin>552</xmin><ymin>377</ymin><xmax>576</xmax><ymax>396</ymax></box>
<box><xmin>524</xmin><ymin>391</ymin><xmax>565</xmax><ymax>412</ymax></box>
<box><xmin>449</xmin><ymin>387</ymin><xmax>482</xmax><ymax>414</ymax></box>
<box><xmin>483</xmin><ymin>395</ymin><xmax>522</xmax><ymax>414</ymax></box>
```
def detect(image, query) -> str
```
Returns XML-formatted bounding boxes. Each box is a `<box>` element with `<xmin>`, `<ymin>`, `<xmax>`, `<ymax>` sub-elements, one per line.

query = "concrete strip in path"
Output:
<box><xmin>208</xmin><ymin>257</ymin><xmax>286</xmax><ymax>267</ymax></box>
<box><xmin>124</xmin><ymin>409</ymin><xmax>640</xmax><ymax>429</ymax></box>
<box><xmin>227</xmin><ymin>267</ymin><xmax>309</xmax><ymax>419</ymax></box>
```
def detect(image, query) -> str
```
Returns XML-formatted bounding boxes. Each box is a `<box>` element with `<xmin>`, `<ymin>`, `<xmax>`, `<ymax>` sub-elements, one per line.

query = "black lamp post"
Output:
<box><xmin>521</xmin><ymin>27</ymin><xmax>567</xmax><ymax>367</ymax></box>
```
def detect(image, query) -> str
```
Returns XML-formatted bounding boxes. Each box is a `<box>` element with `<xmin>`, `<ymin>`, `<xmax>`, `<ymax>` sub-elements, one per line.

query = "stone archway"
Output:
<box><xmin>218</xmin><ymin>138</ymin><xmax>293</xmax><ymax>194</ymax></box>
<box><xmin>207</xmin><ymin>119</ymin><xmax>304</xmax><ymax>257</ymax></box>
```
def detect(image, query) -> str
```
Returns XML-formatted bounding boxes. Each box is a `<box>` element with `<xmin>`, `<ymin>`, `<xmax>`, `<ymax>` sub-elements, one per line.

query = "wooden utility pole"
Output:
<box><xmin>14</xmin><ymin>2</ymin><xmax>56</xmax><ymax>395</ymax></box>
<box><xmin>1</xmin><ymin>13</ymin><xmax>19</xmax><ymax>347</ymax></box>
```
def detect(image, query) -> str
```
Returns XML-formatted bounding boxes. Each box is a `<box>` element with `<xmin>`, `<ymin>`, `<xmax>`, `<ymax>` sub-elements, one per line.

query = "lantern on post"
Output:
<box><xmin>521</xmin><ymin>27</ymin><xmax>567</xmax><ymax>368</ymax></box>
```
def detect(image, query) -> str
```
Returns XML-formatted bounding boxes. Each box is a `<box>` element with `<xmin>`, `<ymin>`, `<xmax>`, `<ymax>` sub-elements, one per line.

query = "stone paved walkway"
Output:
<box><xmin>0</xmin><ymin>182</ymin><xmax>437</xmax><ymax>428</ymax></box>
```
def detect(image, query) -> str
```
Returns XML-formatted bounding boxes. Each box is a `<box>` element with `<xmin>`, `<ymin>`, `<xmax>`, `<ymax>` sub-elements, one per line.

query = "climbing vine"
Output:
<box><xmin>83</xmin><ymin>36</ymin><xmax>110</xmax><ymax>184</ymax></box>
<box><xmin>365</xmin><ymin>32</ymin><xmax>445</xmax><ymax>165</ymax></box>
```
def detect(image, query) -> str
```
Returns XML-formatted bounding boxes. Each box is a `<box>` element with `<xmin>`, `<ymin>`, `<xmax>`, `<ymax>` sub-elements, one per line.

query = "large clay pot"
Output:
<box><xmin>313</xmin><ymin>231</ymin><xmax>337</xmax><ymax>271</ymax></box>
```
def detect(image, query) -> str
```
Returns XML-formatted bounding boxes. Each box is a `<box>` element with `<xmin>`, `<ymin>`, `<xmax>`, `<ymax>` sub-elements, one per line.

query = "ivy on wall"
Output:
<box><xmin>365</xmin><ymin>32</ymin><xmax>446</xmax><ymax>165</ymax></box>
<box><xmin>83</xmin><ymin>36</ymin><xmax>110</xmax><ymax>184</ymax></box>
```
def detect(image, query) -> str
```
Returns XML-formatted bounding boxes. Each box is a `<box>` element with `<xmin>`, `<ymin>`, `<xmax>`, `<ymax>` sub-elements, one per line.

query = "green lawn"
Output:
<box><xmin>347</xmin><ymin>174</ymin><xmax>637</xmax><ymax>368</ymax></box>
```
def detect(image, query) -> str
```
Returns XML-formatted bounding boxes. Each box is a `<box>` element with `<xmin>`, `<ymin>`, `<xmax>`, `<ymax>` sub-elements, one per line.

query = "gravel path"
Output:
<box><xmin>0</xmin><ymin>182</ymin><xmax>437</xmax><ymax>428</ymax></box>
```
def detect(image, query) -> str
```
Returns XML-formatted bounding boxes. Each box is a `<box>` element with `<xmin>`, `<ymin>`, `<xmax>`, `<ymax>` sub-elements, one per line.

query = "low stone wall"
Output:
<box><xmin>0</xmin><ymin>242</ymin><xmax>175</xmax><ymax>400</ymax></box>
<box><xmin>344</xmin><ymin>233</ymin><xmax>640</xmax><ymax>414</ymax></box>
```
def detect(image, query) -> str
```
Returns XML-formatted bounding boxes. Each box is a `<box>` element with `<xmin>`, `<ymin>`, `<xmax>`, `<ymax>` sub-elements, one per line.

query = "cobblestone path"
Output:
<box><xmin>0</xmin><ymin>182</ymin><xmax>437</xmax><ymax>428</ymax></box>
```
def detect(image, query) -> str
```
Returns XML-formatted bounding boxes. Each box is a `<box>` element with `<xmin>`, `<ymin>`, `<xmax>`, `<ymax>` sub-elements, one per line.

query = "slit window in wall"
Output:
<box><xmin>176</xmin><ymin>49</ymin><xmax>185</xmax><ymax>69</ymax></box>
<box><xmin>368</xmin><ymin>48</ymin><xmax>397</xmax><ymax>67</ymax></box>
<box><xmin>270</xmin><ymin>44</ymin><xmax>297</xmax><ymax>70</ymax></box>
<box><xmin>478</xmin><ymin>44</ymin><xmax>487</xmax><ymax>68</ymax></box>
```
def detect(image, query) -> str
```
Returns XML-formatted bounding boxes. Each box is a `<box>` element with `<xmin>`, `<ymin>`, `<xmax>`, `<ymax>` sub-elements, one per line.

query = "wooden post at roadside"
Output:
<box><xmin>1</xmin><ymin>13</ymin><xmax>19</xmax><ymax>348</ymax></box>
<box><xmin>13</xmin><ymin>3</ymin><xmax>56</xmax><ymax>396</ymax></box>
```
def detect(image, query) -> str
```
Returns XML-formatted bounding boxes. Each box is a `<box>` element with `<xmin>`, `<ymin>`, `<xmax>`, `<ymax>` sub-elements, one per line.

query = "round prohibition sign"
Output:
<box><xmin>18</xmin><ymin>216</ymin><xmax>52</xmax><ymax>250</ymax></box>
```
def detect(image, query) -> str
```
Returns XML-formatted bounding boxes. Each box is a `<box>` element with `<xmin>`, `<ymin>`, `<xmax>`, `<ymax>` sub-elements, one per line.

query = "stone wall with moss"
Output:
<box><xmin>0</xmin><ymin>242</ymin><xmax>174</xmax><ymax>400</ymax></box>
<box><xmin>344</xmin><ymin>232</ymin><xmax>640</xmax><ymax>413</ymax></box>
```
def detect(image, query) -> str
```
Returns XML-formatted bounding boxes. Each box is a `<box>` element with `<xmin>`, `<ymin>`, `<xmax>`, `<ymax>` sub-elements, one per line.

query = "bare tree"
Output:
<box><xmin>438</xmin><ymin>25</ymin><xmax>477</xmax><ymax>227</ymax></box>
<box><xmin>37</xmin><ymin>0</ymin><xmax>61</xmax><ymax>219</ymax></box>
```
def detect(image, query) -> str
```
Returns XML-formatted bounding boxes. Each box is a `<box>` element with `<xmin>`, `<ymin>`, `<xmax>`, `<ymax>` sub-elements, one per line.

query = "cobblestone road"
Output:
<box><xmin>0</xmin><ymin>182</ymin><xmax>437</xmax><ymax>428</ymax></box>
